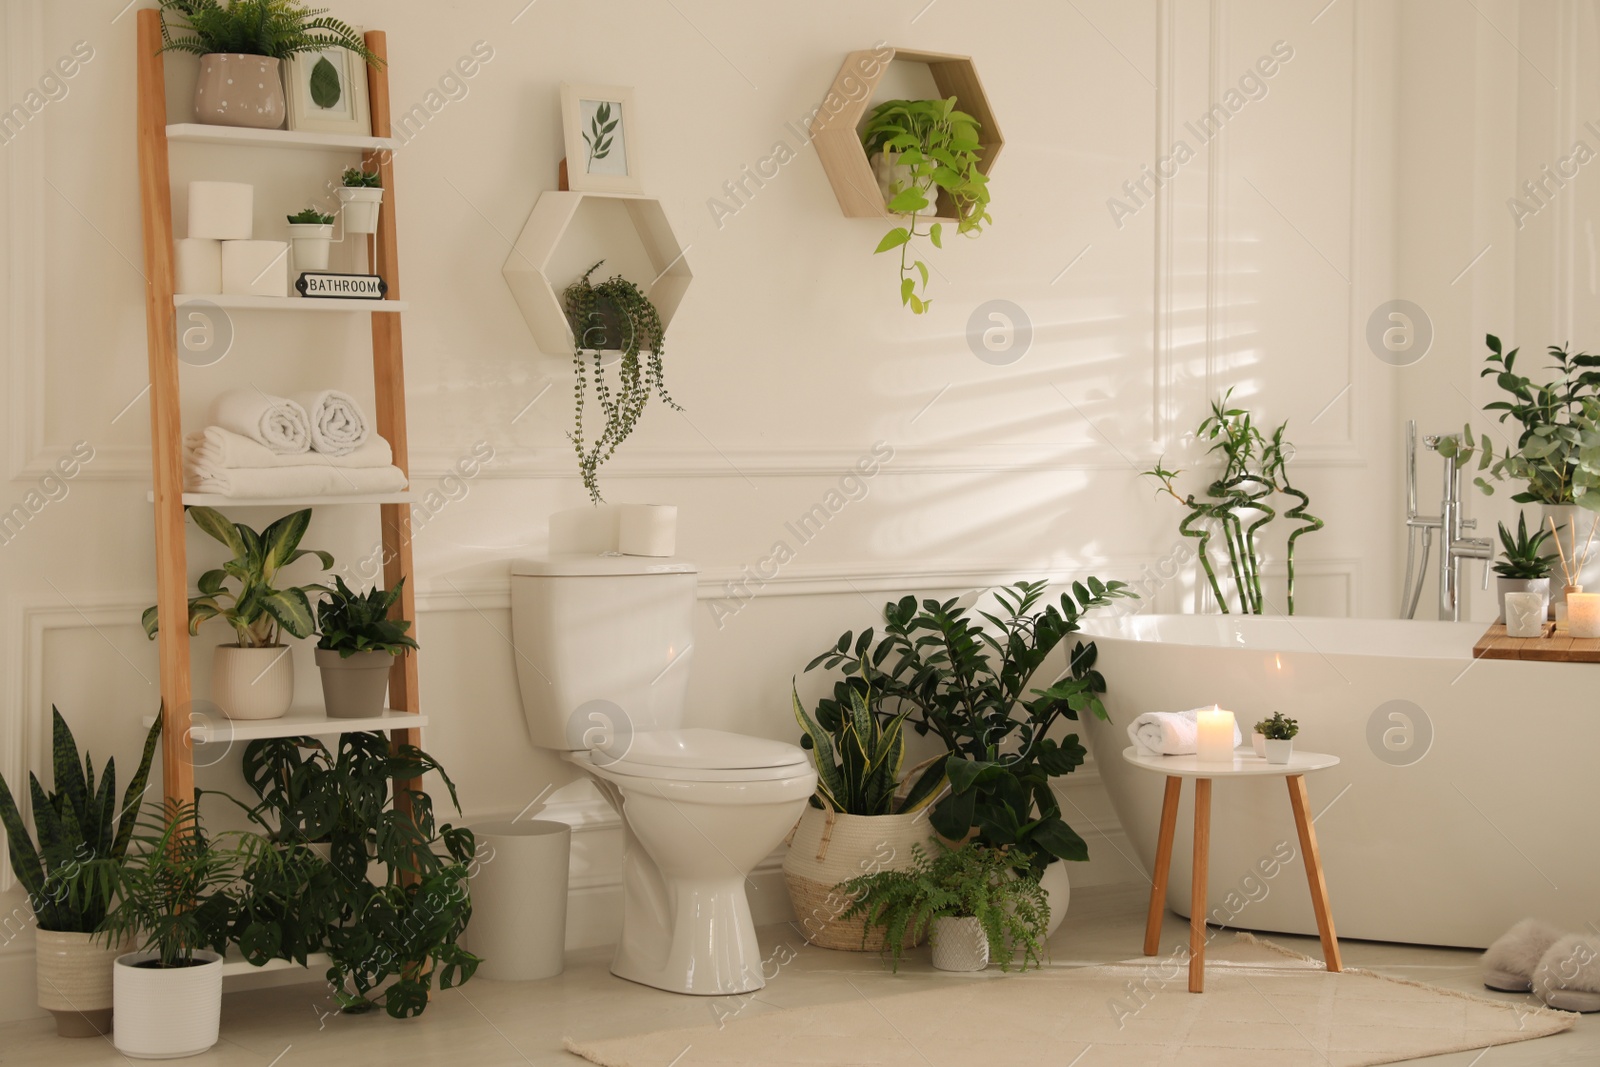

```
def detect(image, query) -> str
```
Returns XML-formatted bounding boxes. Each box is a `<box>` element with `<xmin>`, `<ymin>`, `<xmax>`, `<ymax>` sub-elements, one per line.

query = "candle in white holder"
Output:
<box><xmin>1505</xmin><ymin>592</ymin><xmax>1546</xmax><ymax>639</ymax></box>
<box><xmin>1196</xmin><ymin>706</ymin><xmax>1236</xmax><ymax>762</ymax></box>
<box><xmin>1568</xmin><ymin>592</ymin><xmax>1600</xmax><ymax>638</ymax></box>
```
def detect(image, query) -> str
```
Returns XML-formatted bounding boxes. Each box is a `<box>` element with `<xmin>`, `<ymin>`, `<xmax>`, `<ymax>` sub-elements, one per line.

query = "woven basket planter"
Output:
<box><xmin>782</xmin><ymin>806</ymin><xmax>936</xmax><ymax>951</ymax></box>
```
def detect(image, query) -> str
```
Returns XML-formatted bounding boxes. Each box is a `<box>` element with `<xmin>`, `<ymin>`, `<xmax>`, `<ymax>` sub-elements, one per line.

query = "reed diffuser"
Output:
<box><xmin>1547</xmin><ymin>513</ymin><xmax>1598</xmax><ymax>624</ymax></box>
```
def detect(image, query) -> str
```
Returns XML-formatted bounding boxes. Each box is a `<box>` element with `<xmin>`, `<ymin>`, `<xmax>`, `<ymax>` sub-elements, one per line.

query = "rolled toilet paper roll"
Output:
<box><xmin>618</xmin><ymin>503</ymin><xmax>677</xmax><ymax>557</ymax></box>
<box><xmin>221</xmin><ymin>240</ymin><xmax>289</xmax><ymax>298</ymax></box>
<box><xmin>174</xmin><ymin>238</ymin><xmax>222</xmax><ymax>295</ymax></box>
<box><xmin>188</xmin><ymin>181</ymin><xmax>253</xmax><ymax>240</ymax></box>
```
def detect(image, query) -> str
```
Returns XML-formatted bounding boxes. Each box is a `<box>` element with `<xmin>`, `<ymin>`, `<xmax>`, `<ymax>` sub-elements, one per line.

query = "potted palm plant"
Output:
<box><xmin>838</xmin><ymin>841</ymin><xmax>1048</xmax><ymax>972</ymax></box>
<box><xmin>1255</xmin><ymin>712</ymin><xmax>1299</xmax><ymax>765</ymax></box>
<box><xmin>339</xmin><ymin>166</ymin><xmax>384</xmax><ymax>234</ymax></box>
<box><xmin>0</xmin><ymin>710</ymin><xmax>161</xmax><ymax>1037</ymax></box>
<box><xmin>859</xmin><ymin>96</ymin><xmax>991</xmax><ymax>314</ymax></box>
<box><xmin>157</xmin><ymin>0</ymin><xmax>380</xmax><ymax>131</ymax></box>
<box><xmin>287</xmin><ymin>207</ymin><xmax>336</xmax><ymax>272</ymax></box>
<box><xmin>784</xmin><ymin>677</ymin><xmax>946</xmax><ymax>951</ymax></box>
<box><xmin>314</xmin><ymin>576</ymin><xmax>418</xmax><ymax>719</ymax></box>
<box><xmin>142</xmin><ymin>507</ymin><xmax>333</xmax><ymax>720</ymax></box>
<box><xmin>1494</xmin><ymin>513</ymin><xmax>1556</xmax><ymax>622</ymax></box>
<box><xmin>83</xmin><ymin>802</ymin><xmax>240</xmax><ymax>1059</ymax></box>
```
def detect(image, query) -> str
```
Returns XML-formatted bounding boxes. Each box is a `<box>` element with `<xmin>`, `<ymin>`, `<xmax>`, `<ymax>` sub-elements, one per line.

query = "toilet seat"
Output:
<box><xmin>576</xmin><ymin>727</ymin><xmax>810</xmax><ymax>783</ymax></box>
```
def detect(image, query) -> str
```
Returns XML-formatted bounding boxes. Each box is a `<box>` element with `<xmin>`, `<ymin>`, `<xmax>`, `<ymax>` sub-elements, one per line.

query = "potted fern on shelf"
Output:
<box><xmin>1493</xmin><ymin>512</ymin><xmax>1556</xmax><ymax>622</ymax></box>
<box><xmin>0</xmin><ymin>710</ymin><xmax>161</xmax><ymax>1037</ymax></box>
<box><xmin>563</xmin><ymin>260</ymin><xmax>679</xmax><ymax>504</ymax></box>
<box><xmin>314</xmin><ymin>575</ymin><xmax>418</xmax><ymax>719</ymax></box>
<box><xmin>838</xmin><ymin>841</ymin><xmax>1048</xmax><ymax>973</ymax></box>
<box><xmin>784</xmin><ymin>677</ymin><xmax>946</xmax><ymax>951</ymax></box>
<box><xmin>142</xmin><ymin>507</ymin><xmax>333</xmax><ymax>721</ymax></box>
<box><xmin>157</xmin><ymin>0</ymin><xmax>381</xmax><ymax>131</ymax></box>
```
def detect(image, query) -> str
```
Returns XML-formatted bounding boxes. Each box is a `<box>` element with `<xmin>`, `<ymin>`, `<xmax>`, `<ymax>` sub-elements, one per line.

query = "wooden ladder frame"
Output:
<box><xmin>134</xmin><ymin>9</ymin><xmax>420</xmax><ymax>812</ymax></box>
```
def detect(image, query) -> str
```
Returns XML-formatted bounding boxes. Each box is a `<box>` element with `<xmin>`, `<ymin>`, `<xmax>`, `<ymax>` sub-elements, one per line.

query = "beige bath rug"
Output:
<box><xmin>564</xmin><ymin>933</ymin><xmax>1575</xmax><ymax>1066</ymax></box>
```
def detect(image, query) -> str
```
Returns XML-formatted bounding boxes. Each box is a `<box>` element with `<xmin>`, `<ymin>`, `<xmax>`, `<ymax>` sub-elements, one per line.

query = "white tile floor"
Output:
<box><xmin>1</xmin><ymin>884</ymin><xmax>1592</xmax><ymax>1066</ymax></box>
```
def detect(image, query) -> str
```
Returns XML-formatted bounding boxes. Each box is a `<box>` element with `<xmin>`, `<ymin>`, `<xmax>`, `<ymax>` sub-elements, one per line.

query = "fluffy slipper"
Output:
<box><xmin>1481</xmin><ymin>918</ymin><xmax>1565</xmax><ymax>992</ymax></box>
<box><xmin>1533</xmin><ymin>934</ymin><xmax>1600</xmax><ymax>1013</ymax></box>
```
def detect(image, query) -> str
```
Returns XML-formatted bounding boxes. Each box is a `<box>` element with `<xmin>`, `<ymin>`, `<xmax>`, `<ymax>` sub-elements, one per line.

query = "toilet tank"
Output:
<box><xmin>511</xmin><ymin>555</ymin><xmax>698</xmax><ymax>751</ymax></box>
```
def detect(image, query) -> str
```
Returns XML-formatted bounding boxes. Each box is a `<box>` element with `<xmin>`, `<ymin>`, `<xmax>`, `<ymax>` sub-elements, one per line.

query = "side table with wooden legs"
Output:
<box><xmin>1122</xmin><ymin>746</ymin><xmax>1343</xmax><ymax>992</ymax></box>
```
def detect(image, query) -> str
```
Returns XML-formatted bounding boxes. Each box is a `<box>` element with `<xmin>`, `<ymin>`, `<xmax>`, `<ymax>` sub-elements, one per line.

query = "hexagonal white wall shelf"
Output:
<box><xmin>503</xmin><ymin>191</ymin><xmax>693</xmax><ymax>357</ymax></box>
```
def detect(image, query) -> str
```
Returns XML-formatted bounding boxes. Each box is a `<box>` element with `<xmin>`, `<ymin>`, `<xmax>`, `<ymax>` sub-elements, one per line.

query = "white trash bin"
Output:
<box><xmin>467</xmin><ymin>820</ymin><xmax>572</xmax><ymax>981</ymax></box>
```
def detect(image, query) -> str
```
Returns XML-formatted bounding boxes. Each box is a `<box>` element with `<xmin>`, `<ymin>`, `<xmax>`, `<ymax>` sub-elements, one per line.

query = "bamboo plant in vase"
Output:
<box><xmin>0</xmin><ymin>711</ymin><xmax>162</xmax><ymax>1037</ymax></box>
<box><xmin>784</xmin><ymin>675</ymin><xmax>947</xmax><ymax>951</ymax></box>
<box><xmin>142</xmin><ymin>507</ymin><xmax>333</xmax><ymax>721</ymax></box>
<box><xmin>563</xmin><ymin>260</ymin><xmax>679</xmax><ymax>504</ymax></box>
<box><xmin>1492</xmin><ymin>514</ymin><xmax>1556</xmax><ymax>622</ymax></box>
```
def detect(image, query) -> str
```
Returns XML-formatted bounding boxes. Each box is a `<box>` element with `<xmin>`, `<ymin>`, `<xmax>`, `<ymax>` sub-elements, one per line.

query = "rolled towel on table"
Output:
<box><xmin>212</xmin><ymin>389</ymin><xmax>310</xmax><ymax>454</ymax></box>
<box><xmin>1127</xmin><ymin>707</ymin><xmax>1242</xmax><ymax>757</ymax></box>
<box><xmin>295</xmin><ymin>389</ymin><xmax>370</xmax><ymax>456</ymax></box>
<box><xmin>184</xmin><ymin>462</ymin><xmax>407</xmax><ymax>499</ymax></box>
<box><xmin>186</xmin><ymin>427</ymin><xmax>392</xmax><ymax>471</ymax></box>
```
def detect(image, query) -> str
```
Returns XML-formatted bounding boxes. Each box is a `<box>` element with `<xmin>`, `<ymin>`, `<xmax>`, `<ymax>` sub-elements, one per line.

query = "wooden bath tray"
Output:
<box><xmin>1472</xmin><ymin>622</ymin><xmax>1600</xmax><ymax>661</ymax></box>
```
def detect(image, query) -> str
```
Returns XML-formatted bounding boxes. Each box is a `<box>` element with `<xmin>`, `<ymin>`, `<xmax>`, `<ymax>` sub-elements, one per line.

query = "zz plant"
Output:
<box><xmin>860</xmin><ymin>96</ymin><xmax>991</xmax><ymax>314</ymax></box>
<box><xmin>564</xmin><ymin>260</ymin><xmax>679</xmax><ymax>504</ymax></box>
<box><xmin>142</xmin><ymin>507</ymin><xmax>333</xmax><ymax>648</ymax></box>
<box><xmin>157</xmin><ymin>0</ymin><xmax>381</xmax><ymax>67</ymax></box>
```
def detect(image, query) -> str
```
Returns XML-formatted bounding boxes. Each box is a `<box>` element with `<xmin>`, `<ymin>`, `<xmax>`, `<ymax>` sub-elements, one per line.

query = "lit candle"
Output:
<box><xmin>1196</xmin><ymin>706</ymin><xmax>1236</xmax><ymax>762</ymax></box>
<box><xmin>1568</xmin><ymin>592</ymin><xmax>1600</xmax><ymax>638</ymax></box>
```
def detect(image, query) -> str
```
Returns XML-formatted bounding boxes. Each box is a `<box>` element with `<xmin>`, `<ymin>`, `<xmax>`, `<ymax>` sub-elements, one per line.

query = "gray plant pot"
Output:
<box><xmin>1495</xmin><ymin>577</ymin><xmax>1551</xmax><ymax>623</ymax></box>
<box><xmin>315</xmin><ymin>648</ymin><xmax>394</xmax><ymax>719</ymax></box>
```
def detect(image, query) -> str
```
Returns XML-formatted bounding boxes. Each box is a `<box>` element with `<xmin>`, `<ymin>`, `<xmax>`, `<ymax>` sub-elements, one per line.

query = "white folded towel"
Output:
<box><xmin>1127</xmin><ymin>708</ymin><xmax>1243</xmax><ymax>757</ymax></box>
<box><xmin>185</xmin><ymin>427</ymin><xmax>392</xmax><ymax>471</ymax></box>
<box><xmin>295</xmin><ymin>389</ymin><xmax>370</xmax><ymax>456</ymax></box>
<box><xmin>184</xmin><ymin>462</ymin><xmax>407</xmax><ymax>499</ymax></box>
<box><xmin>212</xmin><ymin>389</ymin><xmax>310</xmax><ymax>454</ymax></box>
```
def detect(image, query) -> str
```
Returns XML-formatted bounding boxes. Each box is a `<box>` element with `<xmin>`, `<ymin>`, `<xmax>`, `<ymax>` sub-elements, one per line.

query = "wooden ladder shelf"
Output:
<box><xmin>134</xmin><ymin>9</ymin><xmax>421</xmax><ymax>810</ymax></box>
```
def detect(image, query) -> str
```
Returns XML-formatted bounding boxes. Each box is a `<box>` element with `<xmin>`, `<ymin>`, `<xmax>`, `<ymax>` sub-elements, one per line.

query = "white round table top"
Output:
<box><xmin>1121</xmin><ymin>746</ymin><xmax>1340</xmax><ymax>779</ymax></box>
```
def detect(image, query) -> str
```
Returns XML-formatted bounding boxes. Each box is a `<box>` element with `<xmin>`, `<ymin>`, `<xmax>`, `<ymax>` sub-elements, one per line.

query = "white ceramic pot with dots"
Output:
<box><xmin>193</xmin><ymin>53</ymin><xmax>285</xmax><ymax>130</ymax></box>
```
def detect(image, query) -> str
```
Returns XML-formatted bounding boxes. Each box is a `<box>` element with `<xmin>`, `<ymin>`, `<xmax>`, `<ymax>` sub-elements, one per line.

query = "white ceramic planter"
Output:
<box><xmin>930</xmin><ymin>916</ymin><xmax>989</xmax><ymax>971</ymax></box>
<box><xmin>194</xmin><ymin>53</ymin><xmax>285</xmax><ymax>130</ymax></box>
<box><xmin>1264</xmin><ymin>738</ymin><xmax>1294</xmax><ymax>765</ymax></box>
<box><xmin>112</xmin><ymin>950</ymin><xmax>223</xmax><ymax>1059</ymax></box>
<box><xmin>36</xmin><ymin>930</ymin><xmax>125</xmax><ymax>1037</ymax></box>
<box><xmin>782</xmin><ymin>806</ymin><xmax>937</xmax><ymax>951</ymax></box>
<box><xmin>870</xmin><ymin>151</ymin><xmax>938</xmax><ymax>215</ymax></box>
<box><xmin>212</xmin><ymin>644</ymin><xmax>294</xmax><ymax>720</ymax></box>
<box><xmin>338</xmin><ymin>187</ymin><xmax>384</xmax><ymax>234</ymax></box>
<box><xmin>315</xmin><ymin>647</ymin><xmax>392</xmax><ymax>719</ymax></box>
<box><xmin>1251</xmin><ymin>731</ymin><xmax>1268</xmax><ymax>758</ymax></box>
<box><xmin>287</xmin><ymin>223</ymin><xmax>334</xmax><ymax>273</ymax></box>
<box><xmin>1040</xmin><ymin>859</ymin><xmax>1071</xmax><ymax>939</ymax></box>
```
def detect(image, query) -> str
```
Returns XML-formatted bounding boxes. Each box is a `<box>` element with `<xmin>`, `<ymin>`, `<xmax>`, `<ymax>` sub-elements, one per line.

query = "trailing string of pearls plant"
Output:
<box><xmin>562</xmin><ymin>260</ymin><xmax>679</xmax><ymax>504</ymax></box>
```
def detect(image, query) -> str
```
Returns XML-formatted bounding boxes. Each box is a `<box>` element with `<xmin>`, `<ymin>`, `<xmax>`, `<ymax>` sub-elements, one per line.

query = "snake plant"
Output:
<box><xmin>0</xmin><ymin>709</ymin><xmax>162</xmax><ymax>932</ymax></box>
<box><xmin>792</xmin><ymin>677</ymin><xmax>945</xmax><ymax>816</ymax></box>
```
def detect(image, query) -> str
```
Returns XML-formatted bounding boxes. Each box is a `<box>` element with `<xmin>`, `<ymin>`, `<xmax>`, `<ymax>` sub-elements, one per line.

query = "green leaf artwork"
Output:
<box><xmin>309</xmin><ymin>56</ymin><xmax>342</xmax><ymax>110</ymax></box>
<box><xmin>584</xmin><ymin>100</ymin><xmax>618</xmax><ymax>170</ymax></box>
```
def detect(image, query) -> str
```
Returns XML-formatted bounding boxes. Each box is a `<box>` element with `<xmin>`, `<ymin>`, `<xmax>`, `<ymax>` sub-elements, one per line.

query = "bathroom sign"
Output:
<box><xmin>296</xmin><ymin>272</ymin><xmax>388</xmax><ymax>300</ymax></box>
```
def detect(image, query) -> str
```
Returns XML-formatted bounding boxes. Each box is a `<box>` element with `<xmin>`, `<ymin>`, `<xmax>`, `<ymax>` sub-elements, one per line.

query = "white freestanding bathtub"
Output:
<box><xmin>1077</xmin><ymin>613</ymin><xmax>1600</xmax><ymax>949</ymax></box>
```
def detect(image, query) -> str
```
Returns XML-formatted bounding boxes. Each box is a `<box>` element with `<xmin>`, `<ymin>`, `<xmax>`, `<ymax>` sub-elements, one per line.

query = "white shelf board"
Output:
<box><xmin>142</xmin><ymin>707</ymin><xmax>426</xmax><ymax>743</ymax></box>
<box><xmin>167</xmin><ymin>123</ymin><xmax>394</xmax><ymax>153</ymax></box>
<box><xmin>174</xmin><ymin>294</ymin><xmax>407</xmax><ymax>313</ymax></box>
<box><xmin>221</xmin><ymin>949</ymin><xmax>332</xmax><ymax>978</ymax></box>
<box><xmin>146</xmin><ymin>491</ymin><xmax>416</xmax><ymax>507</ymax></box>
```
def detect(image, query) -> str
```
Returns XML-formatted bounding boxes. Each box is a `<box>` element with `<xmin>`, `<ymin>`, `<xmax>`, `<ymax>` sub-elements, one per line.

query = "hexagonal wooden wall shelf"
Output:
<box><xmin>503</xmin><ymin>191</ymin><xmax>692</xmax><ymax>357</ymax></box>
<box><xmin>809</xmin><ymin>47</ymin><xmax>1003</xmax><ymax>222</ymax></box>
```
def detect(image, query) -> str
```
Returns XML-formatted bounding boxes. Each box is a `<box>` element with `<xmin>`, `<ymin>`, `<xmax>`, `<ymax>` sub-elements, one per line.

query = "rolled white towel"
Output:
<box><xmin>1127</xmin><ymin>708</ymin><xmax>1242</xmax><ymax>757</ymax></box>
<box><xmin>295</xmin><ymin>389</ymin><xmax>370</xmax><ymax>456</ymax></box>
<box><xmin>185</xmin><ymin>427</ymin><xmax>392</xmax><ymax>472</ymax></box>
<box><xmin>211</xmin><ymin>389</ymin><xmax>310</xmax><ymax>454</ymax></box>
<box><xmin>184</xmin><ymin>462</ymin><xmax>407</xmax><ymax>499</ymax></box>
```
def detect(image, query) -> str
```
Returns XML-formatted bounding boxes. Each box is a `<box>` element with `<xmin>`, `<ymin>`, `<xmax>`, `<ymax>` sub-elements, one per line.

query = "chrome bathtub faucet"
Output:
<box><xmin>1401</xmin><ymin>421</ymin><xmax>1493</xmax><ymax>621</ymax></box>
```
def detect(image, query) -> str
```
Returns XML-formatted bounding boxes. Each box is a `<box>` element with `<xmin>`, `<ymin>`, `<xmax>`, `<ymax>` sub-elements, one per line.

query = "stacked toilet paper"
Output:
<box><xmin>177</xmin><ymin>182</ymin><xmax>289</xmax><ymax>298</ymax></box>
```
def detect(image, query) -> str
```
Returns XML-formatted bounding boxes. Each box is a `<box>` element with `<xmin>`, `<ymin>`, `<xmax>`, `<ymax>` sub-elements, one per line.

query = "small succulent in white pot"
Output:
<box><xmin>1255</xmin><ymin>711</ymin><xmax>1299</xmax><ymax>765</ymax></box>
<box><xmin>287</xmin><ymin>207</ymin><xmax>336</xmax><ymax>272</ymax></box>
<box><xmin>338</xmin><ymin>167</ymin><xmax>384</xmax><ymax>234</ymax></box>
<box><xmin>1493</xmin><ymin>513</ymin><xmax>1557</xmax><ymax>622</ymax></box>
<box><xmin>314</xmin><ymin>575</ymin><xmax>418</xmax><ymax>719</ymax></box>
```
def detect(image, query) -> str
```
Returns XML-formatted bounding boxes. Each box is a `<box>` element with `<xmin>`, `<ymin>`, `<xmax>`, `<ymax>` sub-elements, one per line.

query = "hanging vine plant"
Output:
<box><xmin>563</xmin><ymin>261</ymin><xmax>679</xmax><ymax>504</ymax></box>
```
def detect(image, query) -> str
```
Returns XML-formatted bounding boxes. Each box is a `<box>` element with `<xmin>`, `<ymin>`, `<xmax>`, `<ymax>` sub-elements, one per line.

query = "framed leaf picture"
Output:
<box><xmin>560</xmin><ymin>83</ymin><xmax>642</xmax><ymax>193</ymax></box>
<box><xmin>285</xmin><ymin>40</ymin><xmax>372</xmax><ymax>136</ymax></box>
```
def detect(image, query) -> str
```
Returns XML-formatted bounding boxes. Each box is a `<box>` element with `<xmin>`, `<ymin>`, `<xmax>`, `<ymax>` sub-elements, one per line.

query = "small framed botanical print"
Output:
<box><xmin>560</xmin><ymin>83</ymin><xmax>642</xmax><ymax>194</ymax></box>
<box><xmin>285</xmin><ymin>40</ymin><xmax>372</xmax><ymax>136</ymax></box>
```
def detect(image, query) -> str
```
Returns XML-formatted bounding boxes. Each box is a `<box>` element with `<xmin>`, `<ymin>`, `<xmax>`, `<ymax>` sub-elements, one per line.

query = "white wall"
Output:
<box><xmin>0</xmin><ymin>0</ymin><xmax>1467</xmax><ymax>1021</ymax></box>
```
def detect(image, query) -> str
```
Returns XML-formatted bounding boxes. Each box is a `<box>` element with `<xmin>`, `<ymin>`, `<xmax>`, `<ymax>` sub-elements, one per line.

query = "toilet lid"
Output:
<box><xmin>583</xmin><ymin>728</ymin><xmax>811</xmax><ymax>781</ymax></box>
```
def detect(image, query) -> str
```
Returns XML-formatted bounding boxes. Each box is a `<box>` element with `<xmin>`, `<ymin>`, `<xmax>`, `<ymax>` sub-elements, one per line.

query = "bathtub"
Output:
<box><xmin>1076</xmin><ymin>613</ymin><xmax>1600</xmax><ymax>949</ymax></box>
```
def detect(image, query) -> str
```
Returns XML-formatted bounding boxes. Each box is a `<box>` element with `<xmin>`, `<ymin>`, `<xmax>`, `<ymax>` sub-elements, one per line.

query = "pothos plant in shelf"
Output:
<box><xmin>563</xmin><ymin>260</ymin><xmax>679</xmax><ymax>504</ymax></box>
<box><xmin>860</xmin><ymin>96</ymin><xmax>991</xmax><ymax>314</ymax></box>
<box><xmin>1144</xmin><ymin>391</ymin><xmax>1323</xmax><ymax>614</ymax></box>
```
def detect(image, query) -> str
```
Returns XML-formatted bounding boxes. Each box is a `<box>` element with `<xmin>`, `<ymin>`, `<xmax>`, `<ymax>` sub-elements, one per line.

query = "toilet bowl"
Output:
<box><xmin>512</xmin><ymin>547</ymin><xmax>816</xmax><ymax>996</ymax></box>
